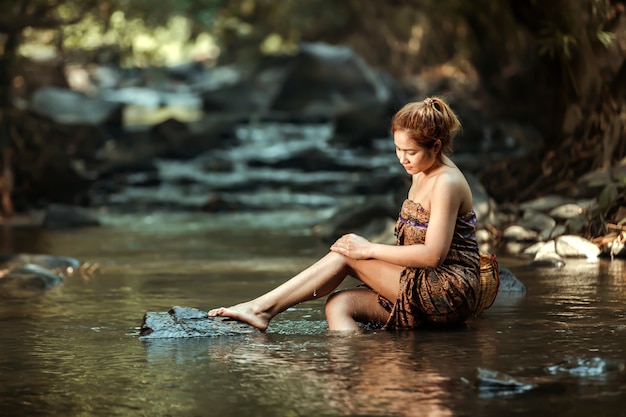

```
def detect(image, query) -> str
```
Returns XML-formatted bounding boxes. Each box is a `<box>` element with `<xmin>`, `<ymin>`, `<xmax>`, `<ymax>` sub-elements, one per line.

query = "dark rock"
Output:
<box><xmin>312</xmin><ymin>198</ymin><xmax>398</xmax><ymax>244</ymax></box>
<box><xmin>0</xmin><ymin>264</ymin><xmax>64</xmax><ymax>298</ymax></box>
<box><xmin>201</xmin><ymin>81</ymin><xmax>258</xmax><ymax>113</ymax></box>
<box><xmin>497</xmin><ymin>267</ymin><xmax>526</xmax><ymax>293</ymax></box>
<box><xmin>331</xmin><ymin>102</ymin><xmax>393</xmax><ymax>149</ymax></box>
<box><xmin>0</xmin><ymin>253</ymin><xmax>82</xmax><ymax>271</ymax></box>
<box><xmin>43</xmin><ymin>204</ymin><xmax>100</xmax><ymax>229</ymax></box>
<box><xmin>491</xmin><ymin>267</ymin><xmax>526</xmax><ymax>307</ymax></box>
<box><xmin>247</xmin><ymin>148</ymin><xmax>359</xmax><ymax>172</ymax></box>
<box><xmin>139</xmin><ymin>306</ymin><xmax>257</xmax><ymax>339</ymax></box>
<box><xmin>270</xmin><ymin>43</ymin><xmax>396</xmax><ymax>118</ymax></box>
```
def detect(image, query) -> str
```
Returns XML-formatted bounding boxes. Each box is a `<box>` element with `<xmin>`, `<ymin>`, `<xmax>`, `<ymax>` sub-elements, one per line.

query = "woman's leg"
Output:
<box><xmin>325</xmin><ymin>255</ymin><xmax>405</xmax><ymax>331</ymax></box>
<box><xmin>325</xmin><ymin>287</ymin><xmax>391</xmax><ymax>331</ymax></box>
<box><xmin>208</xmin><ymin>252</ymin><xmax>403</xmax><ymax>331</ymax></box>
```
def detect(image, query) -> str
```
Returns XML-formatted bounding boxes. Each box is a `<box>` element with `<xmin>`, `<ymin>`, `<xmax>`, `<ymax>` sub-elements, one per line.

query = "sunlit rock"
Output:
<box><xmin>530</xmin><ymin>240</ymin><xmax>566</xmax><ymax>268</ymax></box>
<box><xmin>519</xmin><ymin>195</ymin><xmax>574</xmax><ymax>212</ymax></box>
<box><xmin>523</xmin><ymin>241</ymin><xmax>545</xmax><ymax>257</ymax></box>
<box><xmin>29</xmin><ymin>86</ymin><xmax>122</xmax><ymax>125</ymax></box>
<box><xmin>502</xmin><ymin>225</ymin><xmax>538</xmax><ymax>242</ymax></box>
<box><xmin>549</xmin><ymin>203</ymin><xmax>584</xmax><ymax>220</ymax></box>
<box><xmin>555</xmin><ymin>235</ymin><xmax>601</xmax><ymax>259</ymax></box>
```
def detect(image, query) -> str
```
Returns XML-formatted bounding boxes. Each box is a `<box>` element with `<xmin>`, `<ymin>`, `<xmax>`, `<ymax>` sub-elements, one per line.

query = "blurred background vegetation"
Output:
<box><xmin>0</xmin><ymin>0</ymin><xmax>625</xmax><ymax>216</ymax></box>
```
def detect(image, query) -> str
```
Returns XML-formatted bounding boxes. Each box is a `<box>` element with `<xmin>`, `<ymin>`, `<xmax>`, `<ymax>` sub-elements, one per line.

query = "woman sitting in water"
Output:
<box><xmin>209</xmin><ymin>96</ymin><xmax>483</xmax><ymax>331</ymax></box>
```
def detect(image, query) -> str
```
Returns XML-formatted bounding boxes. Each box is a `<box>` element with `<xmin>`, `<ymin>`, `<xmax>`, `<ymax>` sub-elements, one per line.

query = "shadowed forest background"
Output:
<box><xmin>0</xmin><ymin>0</ymin><xmax>625</xmax><ymax>241</ymax></box>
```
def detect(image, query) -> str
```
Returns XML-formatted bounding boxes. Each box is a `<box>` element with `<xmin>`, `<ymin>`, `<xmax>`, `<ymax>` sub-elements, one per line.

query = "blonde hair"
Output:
<box><xmin>390</xmin><ymin>97</ymin><xmax>461</xmax><ymax>155</ymax></box>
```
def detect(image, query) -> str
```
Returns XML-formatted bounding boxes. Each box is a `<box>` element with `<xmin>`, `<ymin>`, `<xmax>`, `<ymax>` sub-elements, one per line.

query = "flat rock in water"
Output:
<box><xmin>139</xmin><ymin>306</ymin><xmax>257</xmax><ymax>339</ymax></box>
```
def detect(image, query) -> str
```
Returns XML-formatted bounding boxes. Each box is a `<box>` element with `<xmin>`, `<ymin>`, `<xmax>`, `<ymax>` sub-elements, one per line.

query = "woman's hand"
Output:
<box><xmin>330</xmin><ymin>233</ymin><xmax>373</xmax><ymax>260</ymax></box>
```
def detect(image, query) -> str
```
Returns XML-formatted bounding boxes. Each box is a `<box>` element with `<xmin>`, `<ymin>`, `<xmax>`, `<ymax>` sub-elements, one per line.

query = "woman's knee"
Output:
<box><xmin>325</xmin><ymin>290</ymin><xmax>353</xmax><ymax>317</ymax></box>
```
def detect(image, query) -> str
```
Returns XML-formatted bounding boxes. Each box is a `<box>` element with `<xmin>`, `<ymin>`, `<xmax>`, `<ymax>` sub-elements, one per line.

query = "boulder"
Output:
<box><xmin>29</xmin><ymin>86</ymin><xmax>122</xmax><ymax>126</ymax></box>
<box><xmin>555</xmin><ymin>235</ymin><xmax>601</xmax><ymax>259</ymax></box>
<box><xmin>43</xmin><ymin>204</ymin><xmax>101</xmax><ymax>229</ymax></box>
<box><xmin>270</xmin><ymin>43</ymin><xmax>397</xmax><ymax>117</ymax></box>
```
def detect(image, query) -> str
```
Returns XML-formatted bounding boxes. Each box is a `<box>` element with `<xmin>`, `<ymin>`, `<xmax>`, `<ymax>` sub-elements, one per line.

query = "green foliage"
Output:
<box><xmin>596</xmin><ymin>25</ymin><xmax>615</xmax><ymax>47</ymax></box>
<box><xmin>599</xmin><ymin>183</ymin><xmax>619</xmax><ymax>211</ymax></box>
<box><xmin>537</xmin><ymin>26</ymin><xmax>578</xmax><ymax>60</ymax></box>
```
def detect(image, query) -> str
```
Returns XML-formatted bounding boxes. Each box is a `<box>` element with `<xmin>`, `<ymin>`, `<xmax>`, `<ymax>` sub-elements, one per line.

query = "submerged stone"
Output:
<box><xmin>546</xmin><ymin>357</ymin><xmax>625</xmax><ymax>376</ymax></box>
<box><xmin>0</xmin><ymin>254</ymin><xmax>84</xmax><ymax>298</ymax></box>
<box><xmin>0</xmin><ymin>253</ymin><xmax>82</xmax><ymax>271</ymax></box>
<box><xmin>470</xmin><ymin>367</ymin><xmax>536</xmax><ymax>396</ymax></box>
<box><xmin>0</xmin><ymin>264</ymin><xmax>64</xmax><ymax>298</ymax></box>
<box><xmin>139</xmin><ymin>306</ymin><xmax>257</xmax><ymax>339</ymax></box>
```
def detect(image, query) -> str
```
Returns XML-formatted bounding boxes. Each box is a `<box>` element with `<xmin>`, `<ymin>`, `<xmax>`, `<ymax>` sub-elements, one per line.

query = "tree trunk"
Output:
<box><xmin>0</xmin><ymin>32</ymin><xmax>19</xmax><ymax>217</ymax></box>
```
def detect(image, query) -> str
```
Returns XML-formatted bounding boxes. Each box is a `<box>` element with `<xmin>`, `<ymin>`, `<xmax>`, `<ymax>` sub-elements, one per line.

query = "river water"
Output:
<box><xmin>1</xmin><ymin>208</ymin><xmax>625</xmax><ymax>417</ymax></box>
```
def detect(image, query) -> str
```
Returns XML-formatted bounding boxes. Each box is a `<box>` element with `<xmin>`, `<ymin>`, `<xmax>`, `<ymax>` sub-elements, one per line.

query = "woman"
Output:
<box><xmin>208</xmin><ymin>96</ymin><xmax>482</xmax><ymax>331</ymax></box>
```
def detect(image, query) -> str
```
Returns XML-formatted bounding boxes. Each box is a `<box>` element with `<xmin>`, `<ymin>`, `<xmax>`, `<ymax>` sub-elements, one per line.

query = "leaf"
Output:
<box><xmin>596</xmin><ymin>23</ymin><xmax>615</xmax><ymax>48</ymax></box>
<box><xmin>598</xmin><ymin>183</ymin><xmax>618</xmax><ymax>210</ymax></box>
<box><xmin>567</xmin><ymin>213</ymin><xmax>588</xmax><ymax>234</ymax></box>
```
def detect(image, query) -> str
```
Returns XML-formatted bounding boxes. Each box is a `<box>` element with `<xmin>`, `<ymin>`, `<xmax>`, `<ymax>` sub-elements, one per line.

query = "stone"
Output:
<box><xmin>0</xmin><ymin>264</ymin><xmax>64</xmax><ymax>298</ymax></box>
<box><xmin>502</xmin><ymin>225</ymin><xmax>538</xmax><ymax>242</ymax></box>
<box><xmin>549</xmin><ymin>203</ymin><xmax>584</xmax><ymax>220</ymax></box>
<box><xmin>475</xmin><ymin>229</ymin><xmax>493</xmax><ymax>244</ymax></box>
<box><xmin>469</xmin><ymin>368</ymin><xmax>536</xmax><ymax>396</ymax></box>
<box><xmin>527</xmin><ymin>240</ymin><xmax>566</xmax><ymax>267</ymax></box>
<box><xmin>532</xmin><ymin>252</ymin><xmax>565</xmax><ymax>268</ymax></box>
<box><xmin>139</xmin><ymin>306</ymin><xmax>257</xmax><ymax>339</ymax></box>
<box><xmin>519</xmin><ymin>195</ymin><xmax>573</xmax><ymax>212</ymax></box>
<box><xmin>0</xmin><ymin>253</ymin><xmax>82</xmax><ymax>271</ymax></box>
<box><xmin>555</xmin><ymin>235</ymin><xmax>601</xmax><ymax>259</ymax></box>
<box><xmin>523</xmin><ymin>241</ymin><xmax>547</xmax><ymax>257</ymax></box>
<box><xmin>519</xmin><ymin>209</ymin><xmax>557</xmax><ymax>232</ymax></box>
<box><xmin>491</xmin><ymin>267</ymin><xmax>527</xmax><ymax>307</ymax></box>
<box><xmin>550</xmin><ymin>225</ymin><xmax>567</xmax><ymax>239</ymax></box>
<box><xmin>43</xmin><ymin>204</ymin><xmax>101</xmax><ymax>229</ymax></box>
<box><xmin>29</xmin><ymin>86</ymin><xmax>122</xmax><ymax>125</ymax></box>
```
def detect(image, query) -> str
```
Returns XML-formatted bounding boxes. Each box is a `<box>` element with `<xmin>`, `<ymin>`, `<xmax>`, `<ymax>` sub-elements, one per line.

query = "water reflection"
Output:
<box><xmin>140</xmin><ymin>319</ymin><xmax>514</xmax><ymax>417</ymax></box>
<box><xmin>1</xmin><ymin>217</ymin><xmax>626</xmax><ymax>417</ymax></box>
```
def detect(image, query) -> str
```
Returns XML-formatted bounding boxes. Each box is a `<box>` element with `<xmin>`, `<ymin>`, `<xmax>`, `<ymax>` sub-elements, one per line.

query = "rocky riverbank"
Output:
<box><xmin>1</xmin><ymin>42</ymin><xmax>624</xmax><ymax>276</ymax></box>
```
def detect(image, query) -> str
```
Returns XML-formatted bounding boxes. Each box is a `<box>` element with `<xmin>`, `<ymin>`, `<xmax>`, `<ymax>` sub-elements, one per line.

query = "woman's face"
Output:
<box><xmin>393</xmin><ymin>130</ymin><xmax>438</xmax><ymax>175</ymax></box>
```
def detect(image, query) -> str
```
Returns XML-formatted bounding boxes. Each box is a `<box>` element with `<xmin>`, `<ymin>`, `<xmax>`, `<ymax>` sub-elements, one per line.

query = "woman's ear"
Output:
<box><xmin>433</xmin><ymin>139</ymin><xmax>442</xmax><ymax>154</ymax></box>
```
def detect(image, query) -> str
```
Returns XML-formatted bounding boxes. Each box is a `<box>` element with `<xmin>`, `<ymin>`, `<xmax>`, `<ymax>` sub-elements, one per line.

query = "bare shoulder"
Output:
<box><xmin>434</xmin><ymin>167</ymin><xmax>473</xmax><ymax>210</ymax></box>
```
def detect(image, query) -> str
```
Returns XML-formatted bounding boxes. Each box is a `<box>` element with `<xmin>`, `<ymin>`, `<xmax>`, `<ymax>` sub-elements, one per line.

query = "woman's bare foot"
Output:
<box><xmin>207</xmin><ymin>302</ymin><xmax>271</xmax><ymax>331</ymax></box>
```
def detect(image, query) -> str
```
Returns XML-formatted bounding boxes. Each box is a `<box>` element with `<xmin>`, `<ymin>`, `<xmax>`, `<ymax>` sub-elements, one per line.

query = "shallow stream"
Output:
<box><xmin>1</xmin><ymin>210</ymin><xmax>625</xmax><ymax>417</ymax></box>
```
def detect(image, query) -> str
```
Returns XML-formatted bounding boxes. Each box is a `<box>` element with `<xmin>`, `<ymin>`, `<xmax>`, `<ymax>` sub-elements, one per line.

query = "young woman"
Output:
<box><xmin>208</xmin><ymin>97</ymin><xmax>482</xmax><ymax>331</ymax></box>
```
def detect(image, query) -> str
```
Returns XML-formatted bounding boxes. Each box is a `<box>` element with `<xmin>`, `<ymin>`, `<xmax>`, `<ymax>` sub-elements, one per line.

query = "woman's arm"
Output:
<box><xmin>331</xmin><ymin>173</ymin><xmax>465</xmax><ymax>268</ymax></box>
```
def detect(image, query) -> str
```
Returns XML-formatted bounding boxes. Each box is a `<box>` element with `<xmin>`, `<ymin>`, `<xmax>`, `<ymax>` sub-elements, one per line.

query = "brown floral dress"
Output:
<box><xmin>379</xmin><ymin>199</ymin><xmax>481</xmax><ymax>329</ymax></box>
